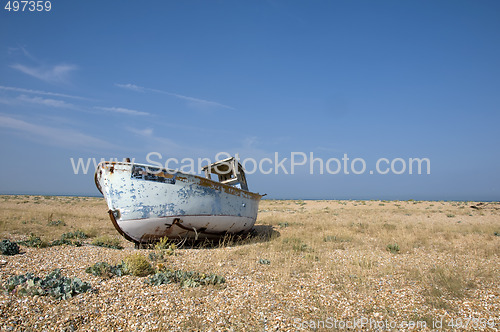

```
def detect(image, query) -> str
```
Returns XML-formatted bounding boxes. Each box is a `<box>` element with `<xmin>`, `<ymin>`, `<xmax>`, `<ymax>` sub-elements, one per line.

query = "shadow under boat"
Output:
<box><xmin>136</xmin><ymin>224</ymin><xmax>280</xmax><ymax>249</ymax></box>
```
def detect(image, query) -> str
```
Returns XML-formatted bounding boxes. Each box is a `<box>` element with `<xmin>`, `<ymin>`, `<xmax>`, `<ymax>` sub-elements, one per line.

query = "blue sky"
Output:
<box><xmin>0</xmin><ymin>0</ymin><xmax>499</xmax><ymax>200</ymax></box>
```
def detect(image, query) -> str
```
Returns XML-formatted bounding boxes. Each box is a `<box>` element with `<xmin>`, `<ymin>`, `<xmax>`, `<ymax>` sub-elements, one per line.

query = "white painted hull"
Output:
<box><xmin>95</xmin><ymin>162</ymin><xmax>262</xmax><ymax>243</ymax></box>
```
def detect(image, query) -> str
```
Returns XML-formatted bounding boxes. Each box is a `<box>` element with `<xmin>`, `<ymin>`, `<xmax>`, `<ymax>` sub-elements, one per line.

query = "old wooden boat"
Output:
<box><xmin>95</xmin><ymin>157</ymin><xmax>262</xmax><ymax>245</ymax></box>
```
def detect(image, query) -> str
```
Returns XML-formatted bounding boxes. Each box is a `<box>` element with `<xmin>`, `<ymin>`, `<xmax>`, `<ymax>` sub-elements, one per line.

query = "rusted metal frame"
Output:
<box><xmin>94</xmin><ymin>171</ymin><xmax>103</xmax><ymax>194</ymax></box>
<box><xmin>108</xmin><ymin>209</ymin><xmax>138</xmax><ymax>244</ymax></box>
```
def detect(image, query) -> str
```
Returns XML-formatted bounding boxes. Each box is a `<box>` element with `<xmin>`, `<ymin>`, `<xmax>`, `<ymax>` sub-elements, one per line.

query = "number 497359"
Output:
<box><xmin>4</xmin><ymin>1</ymin><xmax>51</xmax><ymax>12</ymax></box>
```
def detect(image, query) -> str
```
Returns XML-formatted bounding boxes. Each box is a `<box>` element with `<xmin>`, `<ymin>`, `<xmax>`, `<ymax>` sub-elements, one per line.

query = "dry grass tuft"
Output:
<box><xmin>122</xmin><ymin>252</ymin><xmax>154</xmax><ymax>277</ymax></box>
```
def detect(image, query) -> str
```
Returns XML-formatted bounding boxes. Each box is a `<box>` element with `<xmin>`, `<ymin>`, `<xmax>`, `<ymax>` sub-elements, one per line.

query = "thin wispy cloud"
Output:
<box><xmin>243</xmin><ymin>136</ymin><xmax>259</xmax><ymax>148</ymax></box>
<box><xmin>115</xmin><ymin>83</ymin><xmax>235</xmax><ymax>110</ymax></box>
<box><xmin>95</xmin><ymin>106</ymin><xmax>150</xmax><ymax>116</ymax></box>
<box><xmin>115</xmin><ymin>83</ymin><xmax>144</xmax><ymax>92</ymax></box>
<box><xmin>125</xmin><ymin>126</ymin><xmax>183</xmax><ymax>153</ymax></box>
<box><xmin>0</xmin><ymin>85</ymin><xmax>89</xmax><ymax>100</ymax></box>
<box><xmin>126</xmin><ymin>127</ymin><xmax>154</xmax><ymax>137</ymax></box>
<box><xmin>17</xmin><ymin>95</ymin><xmax>77</xmax><ymax>109</ymax></box>
<box><xmin>11</xmin><ymin>63</ymin><xmax>78</xmax><ymax>84</ymax></box>
<box><xmin>0</xmin><ymin>114</ymin><xmax>116</xmax><ymax>150</ymax></box>
<box><xmin>166</xmin><ymin>91</ymin><xmax>236</xmax><ymax>110</ymax></box>
<box><xmin>11</xmin><ymin>45</ymin><xmax>39</xmax><ymax>62</ymax></box>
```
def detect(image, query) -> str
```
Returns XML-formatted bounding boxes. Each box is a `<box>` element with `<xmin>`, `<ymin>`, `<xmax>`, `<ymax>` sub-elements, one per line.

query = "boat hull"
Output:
<box><xmin>95</xmin><ymin>162</ymin><xmax>262</xmax><ymax>243</ymax></box>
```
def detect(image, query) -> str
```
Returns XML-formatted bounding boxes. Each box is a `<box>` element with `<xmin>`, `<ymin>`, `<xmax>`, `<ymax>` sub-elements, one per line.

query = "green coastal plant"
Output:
<box><xmin>149</xmin><ymin>237</ymin><xmax>177</xmax><ymax>261</ymax></box>
<box><xmin>147</xmin><ymin>269</ymin><xmax>225</xmax><ymax>288</ymax></box>
<box><xmin>3</xmin><ymin>269</ymin><xmax>91</xmax><ymax>300</ymax></box>
<box><xmin>0</xmin><ymin>239</ymin><xmax>20</xmax><ymax>255</ymax></box>
<box><xmin>17</xmin><ymin>234</ymin><xmax>48</xmax><ymax>248</ymax></box>
<box><xmin>386</xmin><ymin>243</ymin><xmax>400</xmax><ymax>254</ymax></box>
<box><xmin>91</xmin><ymin>235</ymin><xmax>123</xmax><ymax>249</ymax></box>
<box><xmin>85</xmin><ymin>262</ymin><xmax>126</xmax><ymax>278</ymax></box>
